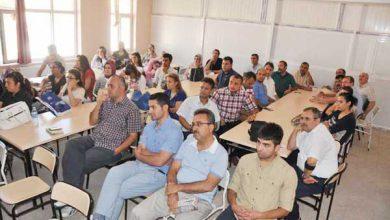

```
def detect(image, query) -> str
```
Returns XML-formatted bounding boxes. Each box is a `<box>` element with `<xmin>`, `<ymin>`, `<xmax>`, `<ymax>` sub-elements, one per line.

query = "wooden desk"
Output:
<box><xmin>219</xmin><ymin>89</ymin><xmax>326</xmax><ymax>157</ymax></box>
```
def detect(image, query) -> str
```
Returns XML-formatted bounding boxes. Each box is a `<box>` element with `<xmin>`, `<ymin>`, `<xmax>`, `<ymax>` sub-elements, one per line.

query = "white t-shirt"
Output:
<box><xmin>246</xmin><ymin>63</ymin><xmax>262</xmax><ymax>74</ymax></box>
<box><xmin>58</xmin><ymin>86</ymin><xmax>86</xmax><ymax>106</ymax></box>
<box><xmin>296</xmin><ymin>123</ymin><xmax>338</xmax><ymax>178</ymax></box>
<box><xmin>177</xmin><ymin>96</ymin><xmax>220</xmax><ymax>131</ymax></box>
<box><xmin>153</xmin><ymin>67</ymin><xmax>177</xmax><ymax>88</ymax></box>
<box><xmin>263</xmin><ymin>76</ymin><xmax>277</xmax><ymax>100</ymax></box>
<box><xmin>359</xmin><ymin>83</ymin><xmax>376</xmax><ymax>102</ymax></box>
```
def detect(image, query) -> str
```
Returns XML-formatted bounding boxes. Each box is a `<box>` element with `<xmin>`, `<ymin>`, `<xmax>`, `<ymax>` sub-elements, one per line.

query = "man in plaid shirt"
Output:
<box><xmin>212</xmin><ymin>74</ymin><xmax>258</xmax><ymax>138</ymax></box>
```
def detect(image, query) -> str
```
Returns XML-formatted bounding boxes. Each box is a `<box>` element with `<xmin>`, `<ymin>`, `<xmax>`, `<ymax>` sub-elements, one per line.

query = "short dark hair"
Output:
<box><xmin>338</xmin><ymin>68</ymin><xmax>346</xmax><ymax>76</ymax></box>
<box><xmin>194</xmin><ymin>108</ymin><xmax>216</xmax><ymax>125</ymax></box>
<box><xmin>213</xmin><ymin>49</ymin><xmax>220</xmax><ymax>55</ymax></box>
<box><xmin>279</xmin><ymin>60</ymin><xmax>287</xmax><ymax>67</ymax></box>
<box><xmin>257</xmin><ymin>123</ymin><xmax>284</xmax><ymax>146</ymax></box>
<box><xmin>335</xmin><ymin>75</ymin><xmax>345</xmax><ymax>80</ymax></box>
<box><xmin>264</xmin><ymin>61</ymin><xmax>274</xmax><ymax>70</ymax></box>
<box><xmin>341</xmin><ymin>86</ymin><xmax>353</xmax><ymax>94</ymax></box>
<box><xmin>231</xmin><ymin>74</ymin><xmax>243</xmax><ymax>83</ymax></box>
<box><xmin>345</xmin><ymin>76</ymin><xmax>355</xmax><ymax>85</ymax></box>
<box><xmin>162</xmin><ymin>53</ymin><xmax>173</xmax><ymax>62</ymax></box>
<box><xmin>301</xmin><ymin>62</ymin><xmax>309</xmax><ymax>67</ymax></box>
<box><xmin>243</xmin><ymin>72</ymin><xmax>256</xmax><ymax>81</ymax></box>
<box><xmin>251</xmin><ymin>54</ymin><xmax>259</xmax><ymax>59</ymax></box>
<box><xmin>149</xmin><ymin>92</ymin><xmax>170</xmax><ymax>107</ymax></box>
<box><xmin>202</xmin><ymin>77</ymin><xmax>215</xmax><ymax>89</ymax></box>
<box><xmin>303</xmin><ymin>107</ymin><xmax>322</xmax><ymax>119</ymax></box>
<box><xmin>223</xmin><ymin>56</ymin><xmax>233</xmax><ymax>64</ymax></box>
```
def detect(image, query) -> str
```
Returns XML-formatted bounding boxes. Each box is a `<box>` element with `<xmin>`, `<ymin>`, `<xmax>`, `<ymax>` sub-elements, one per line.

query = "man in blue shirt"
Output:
<box><xmin>216</xmin><ymin>56</ymin><xmax>239</xmax><ymax>88</ymax></box>
<box><xmin>92</xmin><ymin>92</ymin><xmax>183</xmax><ymax>220</ymax></box>
<box><xmin>253</xmin><ymin>68</ymin><xmax>272</xmax><ymax>107</ymax></box>
<box><xmin>130</xmin><ymin>109</ymin><xmax>229</xmax><ymax>220</ymax></box>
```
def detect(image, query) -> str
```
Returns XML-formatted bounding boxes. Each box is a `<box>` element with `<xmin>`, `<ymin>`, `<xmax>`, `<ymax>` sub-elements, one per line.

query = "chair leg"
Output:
<box><xmin>124</xmin><ymin>199</ymin><xmax>128</xmax><ymax>220</ymax></box>
<box><xmin>326</xmin><ymin>192</ymin><xmax>336</xmax><ymax>220</ymax></box>
<box><xmin>56</xmin><ymin>139</ymin><xmax>60</xmax><ymax>157</ymax></box>
<box><xmin>315</xmin><ymin>198</ymin><xmax>323</xmax><ymax>220</ymax></box>
<box><xmin>40</xmin><ymin>196</ymin><xmax>44</xmax><ymax>210</ymax></box>
<box><xmin>368</xmin><ymin>128</ymin><xmax>372</xmax><ymax>151</ymax></box>
<box><xmin>6</xmin><ymin>159</ymin><xmax>13</xmax><ymax>181</ymax></box>
<box><xmin>85</xmin><ymin>174</ymin><xmax>90</xmax><ymax>189</ymax></box>
<box><xmin>51</xmin><ymin>201</ymin><xmax>57</xmax><ymax>218</ymax></box>
<box><xmin>11</xmin><ymin>205</ymin><xmax>17</xmax><ymax>220</ymax></box>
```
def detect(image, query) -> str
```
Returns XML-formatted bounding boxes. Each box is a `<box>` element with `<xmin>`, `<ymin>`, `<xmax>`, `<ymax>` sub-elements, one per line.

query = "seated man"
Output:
<box><xmin>216</xmin><ymin>56</ymin><xmax>239</xmax><ymax>89</ymax></box>
<box><xmin>177</xmin><ymin>78</ymin><xmax>220</xmax><ymax>138</ymax></box>
<box><xmin>335</xmin><ymin>68</ymin><xmax>346</xmax><ymax>77</ymax></box>
<box><xmin>242</xmin><ymin>71</ymin><xmax>256</xmax><ymax>100</ymax></box>
<box><xmin>92</xmin><ymin>92</ymin><xmax>183</xmax><ymax>220</ymax></box>
<box><xmin>61</xmin><ymin>75</ymin><xmax>142</xmax><ymax>216</ymax></box>
<box><xmin>153</xmin><ymin>53</ymin><xmax>176</xmax><ymax>88</ymax></box>
<box><xmin>246</xmin><ymin>53</ymin><xmax>262</xmax><ymax>73</ymax></box>
<box><xmin>130</xmin><ymin>109</ymin><xmax>228</xmax><ymax>220</ymax></box>
<box><xmin>286</xmin><ymin>107</ymin><xmax>338</xmax><ymax>220</ymax></box>
<box><xmin>358</xmin><ymin>72</ymin><xmax>376</xmax><ymax>119</ymax></box>
<box><xmin>294</xmin><ymin>62</ymin><xmax>314</xmax><ymax>91</ymax></box>
<box><xmin>253</xmin><ymin>68</ymin><xmax>272</xmax><ymax>107</ymax></box>
<box><xmin>212</xmin><ymin>74</ymin><xmax>258</xmax><ymax>137</ymax></box>
<box><xmin>204</xmin><ymin>49</ymin><xmax>223</xmax><ymax>76</ymax></box>
<box><xmin>263</xmin><ymin>62</ymin><xmax>277</xmax><ymax>101</ymax></box>
<box><xmin>217</xmin><ymin>123</ymin><xmax>297</xmax><ymax>220</ymax></box>
<box><xmin>272</xmin><ymin>60</ymin><xmax>297</xmax><ymax>98</ymax></box>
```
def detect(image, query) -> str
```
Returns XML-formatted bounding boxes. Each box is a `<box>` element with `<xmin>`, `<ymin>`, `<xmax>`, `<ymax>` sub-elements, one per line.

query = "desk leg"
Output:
<box><xmin>23</xmin><ymin>149</ymin><xmax>33</xmax><ymax>177</ymax></box>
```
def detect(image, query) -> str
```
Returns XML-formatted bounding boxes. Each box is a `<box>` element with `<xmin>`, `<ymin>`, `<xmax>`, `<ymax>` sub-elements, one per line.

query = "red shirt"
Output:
<box><xmin>82</xmin><ymin>68</ymin><xmax>96</xmax><ymax>101</ymax></box>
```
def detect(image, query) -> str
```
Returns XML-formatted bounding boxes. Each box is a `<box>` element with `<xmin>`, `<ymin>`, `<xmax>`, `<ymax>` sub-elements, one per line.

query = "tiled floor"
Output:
<box><xmin>1</xmin><ymin>128</ymin><xmax>389</xmax><ymax>219</ymax></box>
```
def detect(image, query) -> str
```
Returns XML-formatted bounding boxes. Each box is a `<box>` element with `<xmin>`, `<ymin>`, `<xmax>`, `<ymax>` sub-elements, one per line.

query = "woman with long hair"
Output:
<box><xmin>93</xmin><ymin>61</ymin><xmax>115</xmax><ymax>96</ymax></box>
<box><xmin>130</xmin><ymin>52</ymin><xmax>144</xmax><ymax>74</ymax></box>
<box><xmin>75</xmin><ymin>55</ymin><xmax>96</xmax><ymax>101</ymax></box>
<box><xmin>40</xmin><ymin>61</ymin><xmax>66</xmax><ymax>95</ymax></box>
<box><xmin>163</xmin><ymin>73</ymin><xmax>187</xmax><ymax>120</ymax></box>
<box><xmin>124</xmin><ymin>64</ymin><xmax>146</xmax><ymax>93</ymax></box>
<box><xmin>0</xmin><ymin>70</ymin><xmax>33</xmax><ymax>110</ymax></box>
<box><xmin>91</xmin><ymin>46</ymin><xmax>108</xmax><ymax>70</ymax></box>
<box><xmin>58</xmin><ymin>68</ymin><xmax>85</xmax><ymax>107</ymax></box>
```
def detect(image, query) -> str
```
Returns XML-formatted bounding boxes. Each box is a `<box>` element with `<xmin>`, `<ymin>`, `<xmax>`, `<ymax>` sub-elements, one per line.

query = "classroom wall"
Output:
<box><xmin>150</xmin><ymin>0</ymin><xmax>390</xmax><ymax>129</ymax></box>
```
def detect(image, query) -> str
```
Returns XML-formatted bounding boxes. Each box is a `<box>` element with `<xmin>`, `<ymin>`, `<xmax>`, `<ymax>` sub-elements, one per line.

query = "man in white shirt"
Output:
<box><xmin>358</xmin><ymin>72</ymin><xmax>376</xmax><ymax>119</ymax></box>
<box><xmin>263</xmin><ymin>62</ymin><xmax>277</xmax><ymax>101</ymax></box>
<box><xmin>153</xmin><ymin>53</ymin><xmax>176</xmax><ymax>88</ymax></box>
<box><xmin>286</xmin><ymin>107</ymin><xmax>338</xmax><ymax>220</ymax></box>
<box><xmin>246</xmin><ymin>54</ymin><xmax>262</xmax><ymax>74</ymax></box>
<box><xmin>177</xmin><ymin>78</ymin><xmax>220</xmax><ymax>138</ymax></box>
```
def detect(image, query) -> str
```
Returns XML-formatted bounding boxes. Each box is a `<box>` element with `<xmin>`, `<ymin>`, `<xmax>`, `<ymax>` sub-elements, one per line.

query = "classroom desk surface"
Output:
<box><xmin>220</xmin><ymin>89</ymin><xmax>326</xmax><ymax>157</ymax></box>
<box><xmin>0</xmin><ymin>102</ymin><xmax>96</xmax><ymax>151</ymax></box>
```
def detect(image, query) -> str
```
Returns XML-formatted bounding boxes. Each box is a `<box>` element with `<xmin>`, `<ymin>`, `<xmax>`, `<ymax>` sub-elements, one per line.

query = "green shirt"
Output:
<box><xmin>272</xmin><ymin>71</ymin><xmax>296</xmax><ymax>98</ymax></box>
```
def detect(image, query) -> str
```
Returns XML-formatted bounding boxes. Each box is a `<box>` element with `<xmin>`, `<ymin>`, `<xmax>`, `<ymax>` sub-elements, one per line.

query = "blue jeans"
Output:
<box><xmin>94</xmin><ymin>160</ymin><xmax>167</xmax><ymax>220</ymax></box>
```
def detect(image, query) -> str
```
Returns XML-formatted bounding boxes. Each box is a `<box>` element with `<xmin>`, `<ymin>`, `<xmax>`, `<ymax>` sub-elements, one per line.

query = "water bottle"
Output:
<box><xmin>31</xmin><ymin>107</ymin><xmax>39</xmax><ymax>126</ymax></box>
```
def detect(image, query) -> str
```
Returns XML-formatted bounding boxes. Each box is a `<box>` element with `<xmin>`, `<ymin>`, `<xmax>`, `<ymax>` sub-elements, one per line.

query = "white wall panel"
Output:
<box><xmin>277</xmin><ymin>0</ymin><xmax>339</xmax><ymax>29</ymax></box>
<box><xmin>151</xmin><ymin>16</ymin><xmax>203</xmax><ymax>66</ymax></box>
<box><xmin>350</xmin><ymin>34</ymin><xmax>377</xmax><ymax>72</ymax></box>
<box><xmin>342</xmin><ymin>3</ymin><xmax>363</xmax><ymax>31</ymax></box>
<box><xmin>363</xmin><ymin>5</ymin><xmax>390</xmax><ymax>34</ymax></box>
<box><xmin>207</xmin><ymin>0</ymin><xmax>262</xmax><ymax>22</ymax></box>
<box><xmin>373</xmin><ymin>37</ymin><xmax>390</xmax><ymax>79</ymax></box>
<box><xmin>152</xmin><ymin>0</ymin><xmax>202</xmax><ymax>17</ymax></box>
<box><xmin>203</xmin><ymin>19</ymin><xmax>270</xmax><ymax>73</ymax></box>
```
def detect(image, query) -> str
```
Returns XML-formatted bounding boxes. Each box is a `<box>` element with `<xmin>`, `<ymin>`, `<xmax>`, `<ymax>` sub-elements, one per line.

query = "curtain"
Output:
<box><xmin>16</xmin><ymin>0</ymin><xmax>31</xmax><ymax>64</ymax></box>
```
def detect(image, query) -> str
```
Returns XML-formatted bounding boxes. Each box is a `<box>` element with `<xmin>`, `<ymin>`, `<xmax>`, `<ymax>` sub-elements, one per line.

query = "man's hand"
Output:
<box><xmin>134</xmin><ymin>146</ymin><xmax>143</xmax><ymax>159</ymax></box>
<box><xmin>114</xmin><ymin>148</ymin><xmax>121</xmax><ymax>155</ymax></box>
<box><xmin>97</xmin><ymin>89</ymin><xmax>109</xmax><ymax>104</ymax></box>
<box><xmin>303</xmin><ymin>175</ymin><xmax>318</xmax><ymax>184</ymax></box>
<box><xmin>247</xmin><ymin>114</ymin><xmax>256</xmax><ymax>122</ymax></box>
<box><xmin>231</xmin><ymin>204</ymin><xmax>250</xmax><ymax>220</ymax></box>
<box><xmin>167</xmin><ymin>193</ymin><xmax>179</xmax><ymax>213</ymax></box>
<box><xmin>165</xmin><ymin>183</ymin><xmax>180</xmax><ymax>195</ymax></box>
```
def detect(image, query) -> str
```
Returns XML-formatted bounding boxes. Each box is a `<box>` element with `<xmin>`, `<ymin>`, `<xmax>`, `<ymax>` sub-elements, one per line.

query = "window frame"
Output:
<box><xmin>0</xmin><ymin>8</ymin><xmax>17</xmax><ymax>64</ymax></box>
<box><xmin>111</xmin><ymin>0</ymin><xmax>134</xmax><ymax>52</ymax></box>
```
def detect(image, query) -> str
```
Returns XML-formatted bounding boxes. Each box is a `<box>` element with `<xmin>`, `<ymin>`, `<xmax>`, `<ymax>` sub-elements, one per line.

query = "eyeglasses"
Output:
<box><xmin>66</xmin><ymin>76</ymin><xmax>76</xmax><ymax>80</ymax></box>
<box><xmin>191</xmin><ymin>122</ymin><xmax>213</xmax><ymax>128</ymax></box>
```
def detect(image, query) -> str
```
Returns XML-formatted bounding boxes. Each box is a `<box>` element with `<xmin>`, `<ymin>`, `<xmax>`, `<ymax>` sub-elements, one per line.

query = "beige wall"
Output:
<box><xmin>79</xmin><ymin>0</ymin><xmax>111</xmax><ymax>60</ymax></box>
<box><xmin>134</xmin><ymin>0</ymin><xmax>152</xmax><ymax>54</ymax></box>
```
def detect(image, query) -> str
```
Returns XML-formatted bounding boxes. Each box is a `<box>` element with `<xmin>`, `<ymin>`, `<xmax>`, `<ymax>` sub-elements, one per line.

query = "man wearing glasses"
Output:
<box><xmin>286</xmin><ymin>107</ymin><xmax>338</xmax><ymax>220</ymax></box>
<box><xmin>130</xmin><ymin>109</ymin><xmax>228</xmax><ymax>220</ymax></box>
<box><xmin>217</xmin><ymin>123</ymin><xmax>297</xmax><ymax>220</ymax></box>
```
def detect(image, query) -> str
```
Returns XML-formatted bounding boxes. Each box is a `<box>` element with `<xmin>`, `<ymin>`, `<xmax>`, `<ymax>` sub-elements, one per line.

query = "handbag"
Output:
<box><xmin>0</xmin><ymin>101</ymin><xmax>32</xmax><ymax>130</ymax></box>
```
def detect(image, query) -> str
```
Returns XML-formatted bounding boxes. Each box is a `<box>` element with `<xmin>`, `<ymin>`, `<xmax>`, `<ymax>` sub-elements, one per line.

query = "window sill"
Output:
<box><xmin>0</xmin><ymin>57</ymin><xmax>77</xmax><ymax>69</ymax></box>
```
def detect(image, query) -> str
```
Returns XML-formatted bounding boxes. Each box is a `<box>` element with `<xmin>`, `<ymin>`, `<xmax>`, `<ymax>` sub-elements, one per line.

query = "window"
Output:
<box><xmin>0</xmin><ymin>0</ymin><xmax>17</xmax><ymax>64</ymax></box>
<box><xmin>25</xmin><ymin>0</ymin><xmax>77</xmax><ymax>60</ymax></box>
<box><xmin>110</xmin><ymin>0</ymin><xmax>132</xmax><ymax>51</ymax></box>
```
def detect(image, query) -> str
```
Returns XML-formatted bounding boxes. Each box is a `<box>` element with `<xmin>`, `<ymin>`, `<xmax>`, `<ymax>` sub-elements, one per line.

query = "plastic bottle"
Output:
<box><xmin>31</xmin><ymin>107</ymin><xmax>39</xmax><ymax>126</ymax></box>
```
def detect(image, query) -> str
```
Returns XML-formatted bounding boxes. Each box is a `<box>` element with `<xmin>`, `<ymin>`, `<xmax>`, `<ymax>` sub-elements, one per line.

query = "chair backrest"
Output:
<box><xmin>51</xmin><ymin>182</ymin><xmax>93</xmax><ymax>217</ymax></box>
<box><xmin>0</xmin><ymin>141</ymin><xmax>7</xmax><ymax>185</ymax></box>
<box><xmin>219</xmin><ymin>170</ymin><xmax>230</xmax><ymax>209</ymax></box>
<box><xmin>325</xmin><ymin>163</ymin><xmax>347</xmax><ymax>186</ymax></box>
<box><xmin>369</xmin><ymin>106</ymin><xmax>380</xmax><ymax>122</ymax></box>
<box><xmin>32</xmin><ymin>146</ymin><xmax>57</xmax><ymax>174</ymax></box>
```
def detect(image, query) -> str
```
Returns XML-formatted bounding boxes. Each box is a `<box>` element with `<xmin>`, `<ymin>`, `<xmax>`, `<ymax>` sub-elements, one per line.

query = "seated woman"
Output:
<box><xmin>163</xmin><ymin>73</ymin><xmax>187</xmax><ymax>120</ymax></box>
<box><xmin>142</xmin><ymin>44</ymin><xmax>157</xmax><ymax>65</ymax></box>
<box><xmin>144</xmin><ymin>58</ymin><xmax>161</xmax><ymax>87</ymax></box>
<box><xmin>40</xmin><ymin>61</ymin><xmax>66</xmax><ymax>95</ymax></box>
<box><xmin>112</xmin><ymin>41</ymin><xmax>129</xmax><ymax>69</ymax></box>
<box><xmin>91</xmin><ymin>46</ymin><xmax>108</xmax><ymax>70</ymax></box>
<box><xmin>124</xmin><ymin>64</ymin><xmax>146</xmax><ymax>93</ymax></box>
<box><xmin>75</xmin><ymin>55</ymin><xmax>96</xmax><ymax>101</ymax></box>
<box><xmin>58</xmin><ymin>69</ymin><xmax>85</xmax><ymax>107</ymax></box>
<box><xmin>130</xmin><ymin>52</ymin><xmax>144</xmax><ymax>74</ymax></box>
<box><xmin>323</xmin><ymin>92</ymin><xmax>357</xmax><ymax>145</ymax></box>
<box><xmin>0</xmin><ymin>70</ymin><xmax>33</xmax><ymax>110</ymax></box>
<box><xmin>93</xmin><ymin>60</ymin><xmax>115</xmax><ymax>96</ymax></box>
<box><xmin>184</xmin><ymin>54</ymin><xmax>204</xmax><ymax>82</ymax></box>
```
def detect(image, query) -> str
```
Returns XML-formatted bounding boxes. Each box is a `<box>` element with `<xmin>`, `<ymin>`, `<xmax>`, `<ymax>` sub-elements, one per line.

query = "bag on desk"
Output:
<box><xmin>131</xmin><ymin>91</ymin><xmax>150</xmax><ymax>111</ymax></box>
<box><xmin>248</xmin><ymin>121</ymin><xmax>268</xmax><ymax>142</ymax></box>
<box><xmin>0</xmin><ymin>101</ymin><xmax>32</xmax><ymax>130</ymax></box>
<box><xmin>36</xmin><ymin>91</ymin><xmax>71</xmax><ymax>116</ymax></box>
